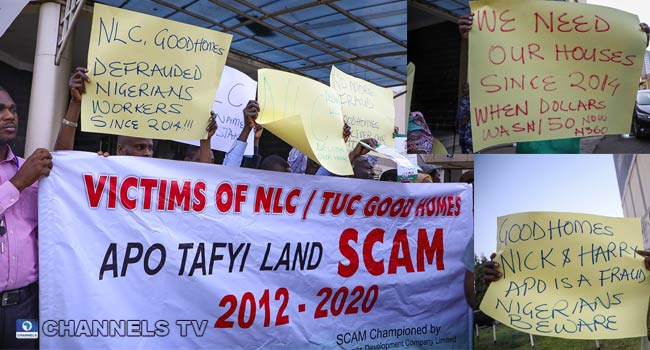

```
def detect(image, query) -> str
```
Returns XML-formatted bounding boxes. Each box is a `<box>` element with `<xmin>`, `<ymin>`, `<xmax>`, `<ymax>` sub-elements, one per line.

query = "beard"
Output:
<box><xmin>0</xmin><ymin>134</ymin><xmax>15</xmax><ymax>147</ymax></box>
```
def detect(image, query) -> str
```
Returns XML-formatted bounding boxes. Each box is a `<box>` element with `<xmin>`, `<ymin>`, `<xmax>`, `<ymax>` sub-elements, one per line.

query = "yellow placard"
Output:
<box><xmin>432</xmin><ymin>138</ymin><xmax>448</xmax><ymax>155</ymax></box>
<box><xmin>257</xmin><ymin>69</ymin><xmax>353</xmax><ymax>176</ymax></box>
<box><xmin>82</xmin><ymin>4</ymin><xmax>232</xmax><ymax>139</ymax></box>
<box><xmin>469</xmin><ymin>1</ymin><xmax>646</xmax><ymax>151</ymax></box>
<box><xmin>480</xmin><ymin>212</ymin><xmax>650</xmax><ymax>339</ymax></box>
<box><xmin>330</xmin><ymin>66</ymin><xmax>396</xmax><ymax>149</ymax></box>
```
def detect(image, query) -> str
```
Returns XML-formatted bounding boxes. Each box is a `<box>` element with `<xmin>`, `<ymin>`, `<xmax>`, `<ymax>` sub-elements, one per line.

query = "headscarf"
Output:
<box><xmin>416</xmin><ymin>173</ymin><xmax>433</xmax><ymax>183</ymax></box>
<box><xmin>407</xmin><ymin>111</ymin><xmax>433</xmax><ymax>153</ymax></box>
<box><xmin>287</xmin><ymin>147</ymin><xmax>307</xmax><ymax>174</ymax></box>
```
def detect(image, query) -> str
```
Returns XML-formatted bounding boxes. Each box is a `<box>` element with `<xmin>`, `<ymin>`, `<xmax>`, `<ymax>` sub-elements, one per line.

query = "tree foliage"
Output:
<box><xmin>474</xmin><ymin>254</ymin><xmax>488</xmax><ymax>309</ymax></box>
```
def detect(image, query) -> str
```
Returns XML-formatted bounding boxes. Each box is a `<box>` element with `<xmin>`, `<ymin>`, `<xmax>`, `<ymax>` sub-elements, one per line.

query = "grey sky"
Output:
<box><xmin>587</xmin><ymin>0</ymin><xmax>650</xmax><ymax>26</ymax></box>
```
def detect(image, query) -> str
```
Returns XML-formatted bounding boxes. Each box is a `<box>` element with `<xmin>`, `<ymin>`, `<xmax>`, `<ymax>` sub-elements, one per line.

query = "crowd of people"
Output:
<box><xmin>0</xmin><ymin>61</ymin><xmax>453</xmax><ymax>348</ymax></box>
<box><xmin>54</xmin><ymin>67</ymin><xmax>443</xmax><ymax>181</ymax></box>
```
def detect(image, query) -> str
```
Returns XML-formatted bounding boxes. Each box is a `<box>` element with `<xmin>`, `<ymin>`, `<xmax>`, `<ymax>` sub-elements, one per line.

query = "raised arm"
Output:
<box><xmin>349</xmin><ymin>138</ymin><xmax>378</xmax><ymax>164</ymax></box>
<box><xmin>484</xmin><ymin>253</ymin><xmax>502</xmax><ymax>286</ymax></box>
<box><xmin>199</xmin><ymin>112</ymin><xmax>217</xmax><ymax>163</ymax></box>
<box><xmin>641</xmin><ymin>23</ymin><xmax>650</xmax><ymax>48</ymax></box>
<box><xmin>54</xmin><ymin>67</ymin><xmax>89</xmax><ymax>151</ymax></box>
<box><xmin>223</xmin><ymin>100</ymin><xmax>259</xmax><ymax>167</ymax></box>
<box><xmin>458</xmin><ymin>13</ymin><xmax>474</xmax><ymax>39</ymax></box>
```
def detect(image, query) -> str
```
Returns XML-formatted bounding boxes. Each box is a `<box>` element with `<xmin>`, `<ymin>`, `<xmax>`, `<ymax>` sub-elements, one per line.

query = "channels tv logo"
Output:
<box><xmin>16</xmin><ymin>319</ymin><xmax>38</xmax><ymax>339</ymax></box>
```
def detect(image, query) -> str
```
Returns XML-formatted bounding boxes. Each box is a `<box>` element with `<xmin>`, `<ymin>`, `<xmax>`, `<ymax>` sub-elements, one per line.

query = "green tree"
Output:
<box><xmin>474</xmin><ymin>254</ymin><xmax>488</xmax><ymax>309</ymax></box>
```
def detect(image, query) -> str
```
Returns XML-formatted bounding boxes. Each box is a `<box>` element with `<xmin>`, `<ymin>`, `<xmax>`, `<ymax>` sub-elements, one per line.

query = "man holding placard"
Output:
<box><xmin>80</xmin><ymin>4</ymin><xmax>231</xmax><ymax>142</ymax></box>
<box><xmin>480</xmin><ymin>212</ymin><xmax>650</xmax><ymax>340</ymax></box>
<box><xmin>56</xmin><ymin>66</ymin><xmax>217</xmax><ymax>161</ymax></box>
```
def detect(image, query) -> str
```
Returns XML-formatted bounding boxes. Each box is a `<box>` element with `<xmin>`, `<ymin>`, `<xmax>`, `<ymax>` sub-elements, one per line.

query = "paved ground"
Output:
<box><xmin>436</xmin><ymin>132</ymin><xmax>650</xmax><ymax>155</ymax></box>
<box><xmin>593</xmin><ymin>134</ymin><xmax>650</xmax><ymax>154</ymax></box>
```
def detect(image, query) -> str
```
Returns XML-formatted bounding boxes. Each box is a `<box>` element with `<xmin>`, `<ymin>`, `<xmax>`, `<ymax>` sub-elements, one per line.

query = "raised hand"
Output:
<box><xmin>69</xmin><ymin>67</ymin><xmax>90</xmax><ymax>103</ymax></box>
<box><xmin>459</xmin><ymin>13</ymin><xmax>474</xmax><ymax>39</ymax></box>
<box><xmin>484</xmin><ymin>252</ymin><xmax>502</xmax><ymax>285</ymax></box>
<box><xmin>243</xmin><ymin>100</ymin><xmax>260</xmax><ymax>129</ymax></box>
<box><xmin>206</xmin><ymin>111</ymin><xmax>218</xmax><ymax>140</ymax></box>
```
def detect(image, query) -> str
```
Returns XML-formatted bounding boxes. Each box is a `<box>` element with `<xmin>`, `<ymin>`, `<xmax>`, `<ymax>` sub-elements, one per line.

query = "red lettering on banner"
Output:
<box><xmin>84</xmin><ymin>173</ymin><xmax>107</xmax><ymax>208</ymax></box>
<box><xmin>140</xmin><ymin>178</ymin><xmax>158</xmax><ymax>211</ymax></box>
<box><xmin>388</xmin><ymin>229</ymin><xmax>414</xmax><ymax>274</ymax></box>
<box><xmin>216</xmin><ymin>182</ymin><xmax>233</xmax><ymax>213</ymax></box>
<box><xmin>192</xmin><ymin>181</ymin><xmax>206</xmax><ymax>212</ymax></box>
<box><xmin>319</xmin><ymin>191</ymin><xmax>362</xmax><ymax>216</ymax></box>
<box><xmin>414</xmin><ymin>196</ymin><xmax>461</xmax><ymax>217</ymax></box>
<box><xmin>362</xmin><ymin>196</ymin><xmax>413</xmax><ymax>218</ymax></box>
<box><xmin>255</xmin><ymin>186</ymin><xmax>301</xmax><ymax>215</ymax></box>
<box><xmin>337</xmin><ymin>227</ymin><xmax>445</xmax><ymax>277</ymax></box>
<box><xmin>82</xmin><ymin>174</ymin><xmax>208</xmax><ymax>212</ymax></box>
<box><xmin>338</xmin><ymin>228</ymin><xmax>359</xmax><ymax>278</ymax></box>
<box><xmin>417</xmin><ymin>228</ymin><xmax>444</xmax><ymax>271</ymax></box>
<box><xmin>119</xmin><ymin>176</ymin><xmax>138</xmax><ymax>210</ymax></box>
<box><xmin>215</xmin><ymin>182</ymin><xmax>248</xmax><ymax>213</ymax></box>
<box><xmin>108</xmin><ymin>175</ymin><xmax>118</xmax><ymax>209</ymax></box>
<box><xmin>157</xmin><ymin>179</ymin><xmax>168</xmax><ymax>211</ymax></box>
<box><xmin>363</xmin><ymin>228</ymin><xmax>385</xmax><ymax>276</ymax></box>
<box><xmin>168</xmin><ymin>180</ymin><xmax>192</xmax><ymax>211</ymax></box>
<box><xmin>255</xmin><ymin>186</ymin><xmax>273</xmax><ymax>213</ymax></box>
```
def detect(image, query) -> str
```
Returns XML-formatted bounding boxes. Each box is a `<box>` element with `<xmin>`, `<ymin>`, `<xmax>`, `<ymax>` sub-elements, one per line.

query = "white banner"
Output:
<box><xmin>39</xmin><ymin>151</ymin><xmax>472</xmax><ymax>349</ymax></box>
<box><xmin>178</xmin><ymin>66</ymin><xmax>257</xmax><ymax>155</ymax></box>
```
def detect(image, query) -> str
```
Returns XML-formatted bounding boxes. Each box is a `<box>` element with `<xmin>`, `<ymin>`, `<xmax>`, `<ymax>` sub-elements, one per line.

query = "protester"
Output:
<box><xmin>54</xmin><ymin>67</ymin><xmax>88</xmax><ymax>152</ymax></box>
<box><xmin>223</xmin><ymin>100</ymin><xmax>259</xmax><ymax>167</ymax></box>
<box><xmin>241</xmin><ymin>123</ymin><xmax>263</xmax><ymax>169</ymax></box>
<box><xmin>459</xmin><ymin>170</ymin><xmax>474</xmax><ymax>185</ymax></box>
<box><xmin>635</xmin><ymin>250</ymin><xmax>650</xmax><ymax>271</ymax></box>
<box><xmin>352</xmin><ymin>155</ymin><xmax>375</xmax><ymax>180</ymax></box>
<box><xmin>304</xmin><ymin>158</ymin><xmax>320</xmax><ymax>175</ymax></box>
<box><xmin>459</xmin><ymin>170</ymin><xmax>475</xmax><ymax>307</ymax></box>
<box><xmin>57</xmin><ymin>67</ymin><xmax>217</xmax><ymax>160</ymax></box>
<box><xmin>115</xmin><ymin>136</ymin><xmax>154</xmax><ymax>157</ymax></box>
<box><xmin>462</xmin><ymin>237</ymin><xmax>475</xmax><ymax>308</ymax></box>
<box><xmin>287</xmin><ymin>147</ymin><xmax>308</xmax><ymax>174</ymax></box>
<box><xmin>54</xmin><ymin>67</ymin><xmax>157</xmax><ymax>157</ymax></box>
<box><xmin>407</xmin><ymin>111</ymin><xmax>433</xmax><ymax>154</ymax></box>
<box><xmin>415</xmin><ymin>173</ymin><xmax>433</xmax><ymax>183</ymax></box>
<box><xmin>197</xmin><ymin>112</ymin><xmax>217</xmax><ymax>163</ymax></box>
<box><xmin>0</xmin><ymin>86</ymin><xmax>52</xmax><ymax>349</ymax></box>
<box><xmin>379</xmin><ymin>168</ymin><xmax>397</xmax><ymax>182</ymax></box>
<box><xmin>259</xmin><ymin>155</ymin><xmax>291</xmax><ymax>172</ymax></box>
<box><xmin>183</xmin><ymin>145</ymin><xmax>202</xmax><ymax>162</ymax></box>
<box><xmin>456</xmin><ymin>82</ymin><xmax>472</xmax><ymax>154</ymax></box>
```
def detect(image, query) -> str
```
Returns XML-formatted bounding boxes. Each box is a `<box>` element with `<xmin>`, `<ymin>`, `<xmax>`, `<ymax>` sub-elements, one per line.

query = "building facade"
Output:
<box><xmin>613</xmin><ymin>154</ymin><xmax>650</xmax><ymax>350</ymax></box>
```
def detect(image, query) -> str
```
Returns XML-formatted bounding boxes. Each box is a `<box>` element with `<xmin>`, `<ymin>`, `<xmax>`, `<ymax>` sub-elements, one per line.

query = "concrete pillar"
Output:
<box><xmin>25</xmin><ymin>2</ymin><xmax>72</xmax><ymax>154</ymax></box>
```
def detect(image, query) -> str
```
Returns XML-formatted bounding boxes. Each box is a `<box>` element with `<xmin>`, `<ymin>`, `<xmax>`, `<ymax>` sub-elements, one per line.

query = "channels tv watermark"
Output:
<box><xmin>16</xmin><ymin>319</ymin><xmax>38</xmax><ymax>339</ymax></box>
